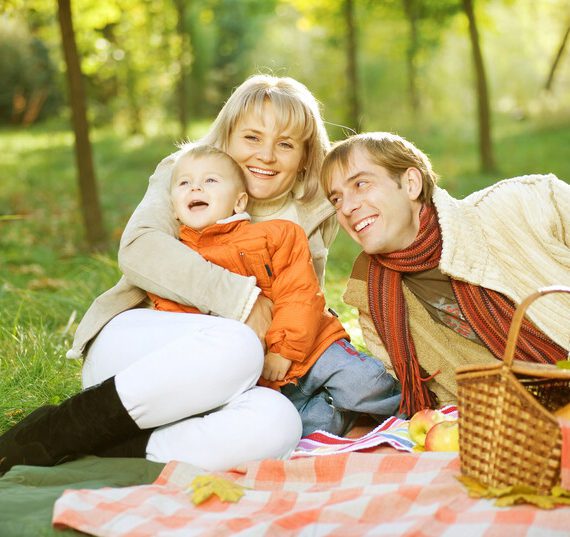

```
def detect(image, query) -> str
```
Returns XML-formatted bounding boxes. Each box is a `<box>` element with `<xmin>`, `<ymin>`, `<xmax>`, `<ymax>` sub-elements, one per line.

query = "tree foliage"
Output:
<box><xmin>0</xmin><ymin>0</ymin><xmax>568</xmax><ymax>137</ymax></box>
<box><xmin>0</xmin><ymin>16</ymin><xmax>61</xmax><ymax>124</ymax></box>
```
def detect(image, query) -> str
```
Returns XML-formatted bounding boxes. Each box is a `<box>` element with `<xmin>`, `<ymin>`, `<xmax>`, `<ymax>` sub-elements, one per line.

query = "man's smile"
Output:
<box><xmin>354</xmin><ymin>216</ymin><xmax>377</xmax><ymax>233</ymax></box>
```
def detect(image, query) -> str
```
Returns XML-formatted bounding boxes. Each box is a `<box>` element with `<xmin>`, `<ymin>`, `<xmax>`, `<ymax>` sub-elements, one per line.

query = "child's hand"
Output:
<box><xmin>262</xmin><ymin>352</ymin><xmax>292</xmax><ymax>382</ymax></box>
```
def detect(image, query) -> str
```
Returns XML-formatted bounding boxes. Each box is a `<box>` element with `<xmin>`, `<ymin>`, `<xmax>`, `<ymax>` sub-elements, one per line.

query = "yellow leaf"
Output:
<box><xmin>456</xmin><ymin>475</ymin><xmax>491</xmax><ymax>498</ymax></box>
<box><xmin>488</xmin><ymin>484</ymin><xmax>536</xmax><ymax>497</ymax></box>
<box><xmin>495</xmin><ymin>494</ymin><xmax>557</xmax><ymax>509</ymax></box>
<box><xmin>551</xmin><ymin>486</ymin><xmax>570</xmax><ymax>498</ymax></box>
<box><xmin>190</xmin><ymin>474</ymin><xmax>245</xmax><ymax>506</ymax></box>
<box><xmin>458</xmin><ymin>475</ymin><xmax>570</xmax><ymax>509</ymax></box>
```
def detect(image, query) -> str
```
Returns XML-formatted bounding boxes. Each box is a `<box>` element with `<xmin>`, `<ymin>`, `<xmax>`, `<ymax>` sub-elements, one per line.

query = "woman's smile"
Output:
<box><xmin>247</xmin><ymin>166</ymin><xmax>278</xmax><ymax>177</ymax></box>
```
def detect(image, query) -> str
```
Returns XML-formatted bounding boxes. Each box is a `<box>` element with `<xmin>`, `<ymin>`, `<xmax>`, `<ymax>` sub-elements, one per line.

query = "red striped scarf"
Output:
<box><xmin>368</xmin><ymin>204</ymin><xmax>567</xmax><ymax>416</ymax></box>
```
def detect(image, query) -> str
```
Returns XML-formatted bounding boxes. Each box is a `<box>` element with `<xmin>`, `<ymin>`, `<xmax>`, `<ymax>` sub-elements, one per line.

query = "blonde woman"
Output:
<box><xmin>0</xmin><ymin>75</ymin><xmax>338</xmax><ymax>474</ymax></box>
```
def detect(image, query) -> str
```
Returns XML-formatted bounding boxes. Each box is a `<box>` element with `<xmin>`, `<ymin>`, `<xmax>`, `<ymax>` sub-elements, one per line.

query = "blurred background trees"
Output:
<box><xmin>2</xmin><ymin>0</ymin><xmax>568</xmax><ymax>134</ymax></box>
<box><xmin>1</xmin><ymin>0</ymin><xmax>569</xmax><ymax>249</ymax></box>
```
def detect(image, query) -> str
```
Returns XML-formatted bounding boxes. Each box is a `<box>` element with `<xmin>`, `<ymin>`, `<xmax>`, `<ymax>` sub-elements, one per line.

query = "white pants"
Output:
<box><xmin>83</xmin><ymin>309</ymin><xmax>302</xmax><ymax>471</ymax></box>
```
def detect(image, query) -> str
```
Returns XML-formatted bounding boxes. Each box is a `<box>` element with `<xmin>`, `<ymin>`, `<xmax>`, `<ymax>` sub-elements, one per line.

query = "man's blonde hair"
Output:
<box><xmin>172</xmin><ymin>144</ymin><xmax>247</xmax><ymax>190</ymax></box>
<box><xmin>321</xmin><ymin>132</ymin><xmax>438</xmax><ymax>205</ymax></box>
<box><xmin>190</xmin><ymin>74</ymin><xmax>330</xmax><ymax>202</ymax></box>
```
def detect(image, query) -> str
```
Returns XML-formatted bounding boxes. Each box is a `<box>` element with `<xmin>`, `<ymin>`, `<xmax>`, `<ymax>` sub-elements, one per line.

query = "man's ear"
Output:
<box><xmin>234</xmin><ymin>191</ymin><xmax>249</xmax><ymax>213</ymax></box>
<box><xmin>405</xmin><ymin>167</ymin><xmax>423</xmax><ymax>201</ymax></box>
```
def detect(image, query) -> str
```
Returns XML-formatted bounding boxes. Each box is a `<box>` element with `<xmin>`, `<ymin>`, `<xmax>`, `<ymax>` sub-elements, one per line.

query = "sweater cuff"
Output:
<box><xmin>239</xmin><ymin>284</ymin><xmax>262</xmax><ymax>323</ymax></box>
<box><xmin>66</xmin><ymin>348</ymin><xmax>83</xmax><ymax>359</ymax></box>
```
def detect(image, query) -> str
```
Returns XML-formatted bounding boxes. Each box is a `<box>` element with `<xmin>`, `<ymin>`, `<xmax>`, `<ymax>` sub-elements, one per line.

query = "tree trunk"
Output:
<box><xmin>344</xmin><ymin>0</ymin><xmax>361</xmax><ymax>132</ymax></box>
<box><xmin>462</xmin><ymin>0</ymin><xmax>496</xmax><ymax>173</ymax></box>
<box><xmin>402</xmin><ymin>0</ymin><xmax>420</xmax><ymax>117</ymax></box>
<box><xmin>125</xmin><ymin>63</ymin><xmax>143</xmax><ymax>136</ymax></box>
<box><xmin>57</xmin><ymin>0</ymin><xmax>106</xmax><ymax>251</ymax></box>
<box><xmin>174</xmin><ymin>0</ymin><xmax>190</xmax><ymax>138</ymax></box>
<box><xmin>544</xmin><ymin>22</ymin><xmax>570</xmax><ymax>92</ymax></box>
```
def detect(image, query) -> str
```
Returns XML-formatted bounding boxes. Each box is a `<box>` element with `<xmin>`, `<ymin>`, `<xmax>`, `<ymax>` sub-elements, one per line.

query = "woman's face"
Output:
<box><xmin>226</xmin><ymin>101</ymin><xmax>305</xmax><ymax>201</ymax></box>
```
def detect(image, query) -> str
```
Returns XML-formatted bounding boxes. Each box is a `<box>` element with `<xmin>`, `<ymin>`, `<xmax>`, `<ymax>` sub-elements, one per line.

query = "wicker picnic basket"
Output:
<box><xmin>456</xmin><ymin>285</ymin><xmax>570</xmax><ymax>493</ymax></box>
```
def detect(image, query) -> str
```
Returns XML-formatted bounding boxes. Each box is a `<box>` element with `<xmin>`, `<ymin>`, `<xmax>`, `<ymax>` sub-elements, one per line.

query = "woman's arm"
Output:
<box><xmin>118</xmin><ymin>151</ymin><xmax>259</xmax><ymax>321</ymax></box>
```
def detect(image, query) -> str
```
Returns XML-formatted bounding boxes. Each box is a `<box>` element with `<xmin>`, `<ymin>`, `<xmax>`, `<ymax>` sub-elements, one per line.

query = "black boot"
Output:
<box><xmin>0</xmin><ymin>377</ymin><xmax>145</xmax><ymax>474</ymax></box>
<box><xmin>95</xmin><ymin>430</ymin><xmax>152</xmax><ymax>459</ymax></box>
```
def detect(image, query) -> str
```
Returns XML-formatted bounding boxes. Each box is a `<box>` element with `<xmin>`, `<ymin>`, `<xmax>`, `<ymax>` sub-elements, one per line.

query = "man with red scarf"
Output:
<box><xmin>321</xmin><ymin>132</ymin><xmax>570</xmax><ymax>416</ymax></box>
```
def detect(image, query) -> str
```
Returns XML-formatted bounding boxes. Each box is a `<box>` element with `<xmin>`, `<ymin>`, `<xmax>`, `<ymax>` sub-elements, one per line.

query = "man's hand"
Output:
<box><xmin>262</xmin><ymin>352</ymin><xmax>292</xmax><ymax>382</ymax></box>
<box><xmin>245</xmin><ymin>294</ymin><xmax>273</xmax><ymax>351</ymax></box>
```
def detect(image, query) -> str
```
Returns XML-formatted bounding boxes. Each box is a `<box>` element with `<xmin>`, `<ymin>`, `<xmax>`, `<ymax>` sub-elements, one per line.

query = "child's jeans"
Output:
<box><xmin>281</xmin><ymin>339</ymin><xmax>401</xmax><ymax>437</ymax></box>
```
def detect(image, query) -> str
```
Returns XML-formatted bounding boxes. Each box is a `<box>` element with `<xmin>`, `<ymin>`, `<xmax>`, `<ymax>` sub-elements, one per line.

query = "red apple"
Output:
<box><xmin>424</xmin><ymin>420</ymin><xmax>459</xmax><ymax>452</ymax></box>
<box><xmin>408</xmin><ymin>409</ymin><xmax>446</xmax><ymax>447</ymax></box>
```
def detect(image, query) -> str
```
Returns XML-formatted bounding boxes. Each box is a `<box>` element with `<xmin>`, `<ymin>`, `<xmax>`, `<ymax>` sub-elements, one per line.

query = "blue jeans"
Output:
<box><xmin>281</xmin><ymin>339</ymin><xmax>401</xmax><ymax>437</ymax></box>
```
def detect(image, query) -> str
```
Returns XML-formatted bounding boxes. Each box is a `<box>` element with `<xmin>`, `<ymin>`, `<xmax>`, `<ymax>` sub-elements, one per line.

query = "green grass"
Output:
<box><xmin>1</xmin><ymin>115</ymin><xmax>569</xmax><ymax>433</ymax></box>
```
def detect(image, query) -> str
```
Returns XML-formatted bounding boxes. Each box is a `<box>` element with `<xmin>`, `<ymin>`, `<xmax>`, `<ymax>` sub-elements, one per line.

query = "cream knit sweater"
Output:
<box><xmin>344</xmin><ymin>174</ymin><xmax>570</xmax><ymax>403</ymax></box>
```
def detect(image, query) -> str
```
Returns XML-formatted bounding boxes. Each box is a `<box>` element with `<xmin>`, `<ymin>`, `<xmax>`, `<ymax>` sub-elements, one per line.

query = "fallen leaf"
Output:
<box><xmin>551</xmin><ymin>486</ymin><xmax>570</xmax><ymax>498</ymax></box>
<box><xmin>458</xmin><ymin>475</ymin><xmax>570</xmax><ymax>509</ymax></box>
<box><xmin>495</xmin><ymin>494</ymin><xmax>558</xmax><ymax>509</ymax></box>
<box><xmin>488</xmin><ymin>484</ymin><xmax>536</xmax><ymax>497</ymax></box>
<box><xmin>190</xmin><ymin>474</ymin><xmax>245</xmax><ymax>506</ymax></box>
<box><xmin>457</xmin><ymin>475</ymin><xmax>490</xmax><ymax>498</ymax></box>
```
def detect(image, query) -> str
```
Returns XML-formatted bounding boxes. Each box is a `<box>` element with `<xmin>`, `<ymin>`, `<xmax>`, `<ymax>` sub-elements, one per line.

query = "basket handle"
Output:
<box><xmin>503</xmin><ymin>285</ymin><xmax>570</xmax><ymax>367</ymax></box>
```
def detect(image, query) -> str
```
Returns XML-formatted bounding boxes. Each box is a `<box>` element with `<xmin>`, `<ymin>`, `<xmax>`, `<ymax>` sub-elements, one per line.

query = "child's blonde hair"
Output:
<box><xmin>190</xmin><ymin>74</ymin><xmax>330</xmax><ymax>203</ymax></box>
<box><xmin>321</xmin><ymin>132</ymin><xmax>438</xmax><ymax>205</ymax></box>
<box><xmin>172</xmin><ymin>145</ymin><xmax>247</xmax><ymax>191</ymax></box>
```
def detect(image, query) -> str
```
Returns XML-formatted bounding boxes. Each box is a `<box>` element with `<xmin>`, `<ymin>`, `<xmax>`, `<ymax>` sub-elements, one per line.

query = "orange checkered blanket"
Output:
<box><xmin>52</xmin><ymin>449</ymin><xmax>570</xmax><ymax>536</ymax></box>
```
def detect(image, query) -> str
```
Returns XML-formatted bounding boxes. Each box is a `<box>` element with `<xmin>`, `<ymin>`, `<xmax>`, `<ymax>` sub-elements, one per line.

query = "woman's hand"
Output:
<box><xmin>245</xmin><ymin>294</ymin><xmax>273</xmax><ymax>351</ymax></box>
<box><xmin>262</xmin><ymin>352</ymin><xmax>292</xmax><ymax>382</ymax></box>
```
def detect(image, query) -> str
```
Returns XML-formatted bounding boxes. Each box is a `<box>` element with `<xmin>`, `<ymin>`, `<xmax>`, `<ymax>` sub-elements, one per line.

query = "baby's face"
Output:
<box><xmin>171</xmin><ymin>154</ymin><xmax>247</xmax><ymax>230</ymax></box>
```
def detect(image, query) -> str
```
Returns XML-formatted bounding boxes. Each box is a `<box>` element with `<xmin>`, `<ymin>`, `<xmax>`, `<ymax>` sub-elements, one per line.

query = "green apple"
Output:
<box><xmin>408</xmin><ymin>409</ymin><xmax>446</xmax><ymax>447</ymax></box>
<box><xmin>424</xmin><ymin>419</ymin><xmax>459</xmax><ymax>451</ymax></box>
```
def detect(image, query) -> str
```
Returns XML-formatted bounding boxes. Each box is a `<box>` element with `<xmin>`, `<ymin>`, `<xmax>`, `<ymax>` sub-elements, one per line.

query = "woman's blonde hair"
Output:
<box><xmin>321</xmin><ymin>132</ymin><xmax>438</xmax><ymax>205</ymax></box>
<box><xmin>195</xmin><ymin>74</ymin><xmax>330</xmax><ymax>202</ymax></box>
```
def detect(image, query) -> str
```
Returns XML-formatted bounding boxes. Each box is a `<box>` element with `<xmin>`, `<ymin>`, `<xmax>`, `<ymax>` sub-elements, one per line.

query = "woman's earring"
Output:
<box><xmin>297</xmin><ymin>168</ymin><xmax>307</xmax><ymax>181</ymax></box>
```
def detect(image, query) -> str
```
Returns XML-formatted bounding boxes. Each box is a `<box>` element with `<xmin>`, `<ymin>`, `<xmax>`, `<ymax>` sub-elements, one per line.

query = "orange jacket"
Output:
<box><xmin>149</xmin><ymin>217</ymin><xmax>348</xmax><ymax>389</ymax></box>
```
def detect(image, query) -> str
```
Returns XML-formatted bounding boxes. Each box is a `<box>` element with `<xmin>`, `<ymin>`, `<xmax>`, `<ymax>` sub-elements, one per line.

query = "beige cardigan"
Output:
<box><xmin>68</xmin><ymin>150</ymin><xmax>337</xmax><ymax>358</ymax></box>
<box><xmin>344</xmin><ymin>174</ymin><xmax>570</xmax><ymax>403</ymax></box>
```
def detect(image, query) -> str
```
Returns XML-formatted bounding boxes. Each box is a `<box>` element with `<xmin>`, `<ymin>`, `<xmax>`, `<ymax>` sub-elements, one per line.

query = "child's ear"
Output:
<box><xmin>234</xmin><ymin>191</ymin><xmax>248</xmax><ymax>213</ymax></box>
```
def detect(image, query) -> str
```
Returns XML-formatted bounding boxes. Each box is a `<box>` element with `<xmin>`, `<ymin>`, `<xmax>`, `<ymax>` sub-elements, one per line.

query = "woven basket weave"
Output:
<box><xmin>456</xmin><ymin>285</ymin><xmax>570</xmax><ymax>493</ymax></box>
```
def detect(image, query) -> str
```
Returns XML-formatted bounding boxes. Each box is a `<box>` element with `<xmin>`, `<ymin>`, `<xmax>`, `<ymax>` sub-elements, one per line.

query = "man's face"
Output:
<box><xmin>328</xmin><ymin>147</ymin><xmax>422</xmax><ymax>255</ymax></box>
<box><xmin>171</xmin><ymin>154</ymin><xmax>247</xmax><ymax>231</ymax></box>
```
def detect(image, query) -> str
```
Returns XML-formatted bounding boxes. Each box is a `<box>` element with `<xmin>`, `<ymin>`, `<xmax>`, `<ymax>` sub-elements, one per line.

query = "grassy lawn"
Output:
<box><xmin>1</xmin><ymin>115</ymin><xmax>569</xmax><ymax>433</ymax></box>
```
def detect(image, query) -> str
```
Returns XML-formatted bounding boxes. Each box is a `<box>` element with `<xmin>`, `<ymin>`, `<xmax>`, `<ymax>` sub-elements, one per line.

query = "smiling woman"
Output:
<box><xmin>0</xmin><ymin>74</ymin><xmax>339</xmax><ymax>476</ymax></box>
